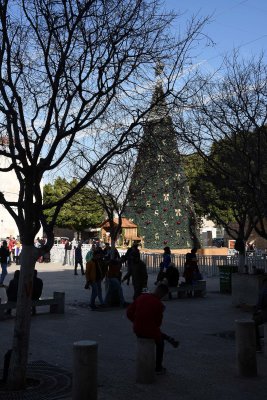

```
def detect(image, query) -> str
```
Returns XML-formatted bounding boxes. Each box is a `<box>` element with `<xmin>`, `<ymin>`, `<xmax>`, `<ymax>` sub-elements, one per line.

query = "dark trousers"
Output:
<box><xmin>74</xmin><ymin>260</ymin><xmax>84</xmax><ymax>274</ymax></box>
<box><xmin>137</xmin><ymin>333</ymin><xmax>167</xmax><ymax>370</ymax></box>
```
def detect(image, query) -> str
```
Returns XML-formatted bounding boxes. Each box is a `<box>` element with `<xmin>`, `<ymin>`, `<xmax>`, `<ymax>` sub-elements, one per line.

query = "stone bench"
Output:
<box><xmin>0</xmin><ymin>291</ymin><xmax>65</xmax><ymax>319</ymax></box>
<box><xmin>166</xmin><ymin>280</ymin><xmax>207</xmax><ymax>299</ymax></box>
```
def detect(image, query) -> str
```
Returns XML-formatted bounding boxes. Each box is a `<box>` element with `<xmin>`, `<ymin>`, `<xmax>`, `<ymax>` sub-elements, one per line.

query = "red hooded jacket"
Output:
<box><xmin>127</xmin><ymin>293</ymin><xmax>164</xmax><ymax>341</ymax></box>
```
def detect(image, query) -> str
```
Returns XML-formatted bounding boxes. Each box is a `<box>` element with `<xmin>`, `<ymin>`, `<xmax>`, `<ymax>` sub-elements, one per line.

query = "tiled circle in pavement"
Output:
<box><xmin>0</xmin><ymin>360</ymin><xmax>72</xmax><ymax>400</ymax></box>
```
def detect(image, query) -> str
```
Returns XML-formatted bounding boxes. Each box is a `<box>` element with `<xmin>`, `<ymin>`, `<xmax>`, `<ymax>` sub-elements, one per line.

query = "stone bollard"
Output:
<box><xmin>136</xmin><ymin>338</ymin><xmax>155</xmax><ymax>384</ymax></box>
<box><xmin>72</xmin><ymin>340</ymin><xmax>98</xmax><ymax>400</ymax></box>
<box><xmin>235</xmin><ymin>320</ymin><xmax>257</xmax><ymax>377</ymax></box>
<box><xmin>51</xmin><ymin>291</ymin><xmax>65</xmax><ymax>314</ymax></box>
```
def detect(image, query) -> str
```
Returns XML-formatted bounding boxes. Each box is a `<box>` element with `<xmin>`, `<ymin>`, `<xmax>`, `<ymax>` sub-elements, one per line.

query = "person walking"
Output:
<box><xmin>74</xmin><ymin>243</ymin><xmax>85</xmax><ymax>275</ymax></box>
<box><xmin>121</xmin><ymin>242</ymin><xmax>140</xmax><ymax>289</ymax></box>
<box><xmin>104</xmin><ymin>259</ymin><xmax>127</xmax><ymax>307</ymax></box>
<box><xmin>63</xmin><ymin>240</ymin><xmax>72</xmax><ymax>265</ymax></box>
<box><xmin>85</xmin><ymin>248</ymin><xmax>107</xmax><ymax>310</ymax></box>
<box><xmin>85</xmin><ymin>243</ymin><xmax>96</xmax><ymax>262</ymax></box>
<box><xmin>0</xmin><ymin>240</ymin><xmax>11</xmax><ymax>285</ymax></box>
<box><xmin>14</xmin><ymin>240</ymin><xmax>21</xmax><ymax>266</ymax></box>
<box><xmin>155</xmin><ymin>246</ymin><xmax>172</xmax><ymax>285</ymax></box>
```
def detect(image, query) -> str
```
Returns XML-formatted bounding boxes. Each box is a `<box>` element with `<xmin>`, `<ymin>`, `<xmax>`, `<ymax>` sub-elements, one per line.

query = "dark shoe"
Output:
<box><xmin>90</xmin><ymin>305</ymin><xmax>98</xmax><ymax>310</ymax></box>
<box><xmin>82</xmin><ymin>273</ymin><xmax>85</xmax><ymax>275</ymax></box>
<box><xmin>74</xmin><ymin>273</ymin><xmax>78</xmax><ymax>275</ymax></box>
<box><xmin>166</xmin><ymin>337</ymin><xmax>179</xmax><ymax>348</ymax></box>
<box><xmin>155</xmin><ymin>367</ymin><xmax>167</xmax><ymax>375</ymax></box>
<box><xmin>98</xmin><ymin>304</ymin><xmax>107</xmax><ymax>308</ymax></box>
<box><xmin>256</xmin><ymin>346</ymin><xmax>263</xmax><ymax>353</ymax></box>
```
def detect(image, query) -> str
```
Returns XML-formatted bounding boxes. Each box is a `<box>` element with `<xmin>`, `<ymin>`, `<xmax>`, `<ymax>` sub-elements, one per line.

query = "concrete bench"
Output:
<box><xmin>0</xmin><ymin>291</ymin><xmax>65</xmax><ymax>319</ymax></box>
<box><xmin>166</xmin><ymin>280</ymin><xmax>207</xmax><ymax>299</ymax></box>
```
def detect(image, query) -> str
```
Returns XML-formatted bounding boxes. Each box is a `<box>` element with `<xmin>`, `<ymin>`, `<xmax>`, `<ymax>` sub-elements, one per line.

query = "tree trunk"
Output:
<box><xmin>110</xmin><ymin>236</ymin><xmax>117</xmax><ymax>259</ymax></box>
<box><xmin>238</xmin><ymin>252</ymin><xmax>246</xmax><ymax>273</ymax></box>
<box><xmin>8</xmin><ymin>245</ymin><xmax>37</xmax><ymax>390</ymax></box>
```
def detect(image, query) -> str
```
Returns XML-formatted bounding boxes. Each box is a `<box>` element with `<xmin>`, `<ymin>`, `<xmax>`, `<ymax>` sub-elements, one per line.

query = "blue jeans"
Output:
<box><xmin>105</xmin><ymin>278</ymin><xmax>125</xmax><ymax>306</ymax></box>
<box><xmin>0</xmin><ymin>263</ymin><xmax>8</xmax><ymax>284</ymax></box>
<box><xmin>90</xmin><ymin>280</ymin><xmax>104</xmax><ymax>307</ymax></box>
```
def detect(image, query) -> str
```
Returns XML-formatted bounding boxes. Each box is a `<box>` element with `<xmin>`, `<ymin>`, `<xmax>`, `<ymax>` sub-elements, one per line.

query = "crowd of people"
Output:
<box><xmin>71</xmin><ymin>241</ymin><xmax>205</xmax><ymax>312</ymax></box>
<box><xmin>81</xmin><ymin>242</ymin><xmax>148</xmax><ymax>310</ymax></box>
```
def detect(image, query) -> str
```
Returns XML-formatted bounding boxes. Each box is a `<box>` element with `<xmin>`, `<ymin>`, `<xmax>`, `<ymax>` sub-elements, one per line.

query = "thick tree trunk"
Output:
<box><xmin>238</xmin><ymin>252</ymin><xmax>246</xmax><ymax>273</ymax></box>
<box><xmin>7</xmin><ymin>245</ymin><xmax>37</xmax><ymax>390</ymax></box>
<box><xmin>110</xmin><ymin>237</ymin><xmax>117</xmax><ymax>259</ymax></box>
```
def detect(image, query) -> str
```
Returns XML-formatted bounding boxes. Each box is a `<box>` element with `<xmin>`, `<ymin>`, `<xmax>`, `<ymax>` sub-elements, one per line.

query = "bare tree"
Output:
<box><xmin>174</xmin><ymin>52</ymin><xmax>267</xmax><ymax>265</ymax></box>
<box><xmin>0</xmin><ymin>0</ymin><xmax>209</xmax><ymax>389</ymax></box>
<box><xmin>81</xmin><ymin>150</ymin><xmax>137</xmax><ymax>255</ymax></box>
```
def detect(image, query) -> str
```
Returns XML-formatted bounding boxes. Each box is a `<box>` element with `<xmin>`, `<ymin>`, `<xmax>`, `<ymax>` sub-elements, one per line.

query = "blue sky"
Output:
<box><xmin>165</xmin><ymin>0</ymin><xmax>267</xmax><ymax>71</ymax></box>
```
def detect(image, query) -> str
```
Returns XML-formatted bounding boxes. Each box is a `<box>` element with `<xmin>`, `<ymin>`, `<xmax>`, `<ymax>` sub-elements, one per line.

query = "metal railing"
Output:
<box><xmin>50</xmin><ymin>246</ymin><xmax>267</xmax><ymax>277</ymax></box>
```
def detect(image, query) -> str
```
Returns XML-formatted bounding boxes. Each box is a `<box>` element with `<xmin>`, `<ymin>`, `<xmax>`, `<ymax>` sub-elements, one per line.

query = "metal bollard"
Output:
<box><xmin>235</xmin><ymin>320</ymin><xmax>257</xmax><ymax>377</ymax></box>
<box><xmin>72</xmin><ymin>340</ymin><xmax>98</xmax><ymax>400</ymax></box>
<box><xmin>136</xmin><ymin>338</ymin><xmax>155</xmax><ymax>384</ymax></box>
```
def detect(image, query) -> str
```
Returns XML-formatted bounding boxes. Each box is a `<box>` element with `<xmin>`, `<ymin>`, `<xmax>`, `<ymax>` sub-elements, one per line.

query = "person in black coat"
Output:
<box><xmin>74</xmin><ymin>243</ymin><xmax>85</xmax><ymax>275</ymax></box>
<box><xmin>5</xmin><ymin>270</ymin><xmax>20</xmax><ymax>315</ymax></box>
<box><xmin>32</xmin><ymin>269</ymin><xmax>43</xmax><ymax>315</ymax></box>
<box><xmin>6</xmin><ymin>270</ymin><xmax>20</xmax><ymax>302</ymax></box>
<box><xmin>0</xmin><ymin>240</ymin><xmax>11</xmax><ymax>285</ymax></box>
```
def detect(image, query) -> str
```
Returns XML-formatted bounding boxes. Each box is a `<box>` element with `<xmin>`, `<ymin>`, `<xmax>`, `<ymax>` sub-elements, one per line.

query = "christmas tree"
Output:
<box><xmin>125</xmin><ymin>76</ymin><xmax>199</xmax><ymax>250</ymax></box>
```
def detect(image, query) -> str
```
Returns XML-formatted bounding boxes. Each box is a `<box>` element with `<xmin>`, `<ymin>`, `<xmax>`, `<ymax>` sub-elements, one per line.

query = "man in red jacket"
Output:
<box><xmin>127</xmin><ymin>282</ymin><xmax>179</xmax><ymax>374</ymax></box>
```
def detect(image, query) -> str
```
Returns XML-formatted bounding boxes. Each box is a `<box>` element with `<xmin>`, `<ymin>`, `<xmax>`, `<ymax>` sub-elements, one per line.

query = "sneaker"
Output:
<box><xmin>155</xmin><ymin>367</ymin><xmax>167</xmax><ymax>375</ymax></box>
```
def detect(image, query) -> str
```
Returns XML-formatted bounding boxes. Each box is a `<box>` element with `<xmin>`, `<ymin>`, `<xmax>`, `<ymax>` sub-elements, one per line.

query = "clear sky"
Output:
<box><xmin>165</xmin><ymin>0</ymin><xmax>267</xmax><ymax>72</ymax></box>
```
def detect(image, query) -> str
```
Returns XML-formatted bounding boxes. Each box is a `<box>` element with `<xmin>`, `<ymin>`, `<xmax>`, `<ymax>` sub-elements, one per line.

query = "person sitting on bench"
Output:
<box><xmin>5</xmin><ymin>270</ymin><xmax>20</xmax><ymax>315</ymax></box>
<box><xmin>32</xmin><ymin>269</ymin><xmax>43</xmax><ymax>315</ymax></box>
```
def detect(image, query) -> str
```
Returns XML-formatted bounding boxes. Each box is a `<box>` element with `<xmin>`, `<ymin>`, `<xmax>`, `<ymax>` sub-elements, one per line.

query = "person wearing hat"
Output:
<box><xmin>127</xmin><ymin>282</ymin><xmax>179</xmax><ymax>374</ymax></box>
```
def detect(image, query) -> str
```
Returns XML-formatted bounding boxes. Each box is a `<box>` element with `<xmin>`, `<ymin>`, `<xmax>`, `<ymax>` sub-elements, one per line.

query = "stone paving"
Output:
<box><xmin>1</xmin><ymin>261</ymin><xmax>267</xmax><ymax>400</ymax></box>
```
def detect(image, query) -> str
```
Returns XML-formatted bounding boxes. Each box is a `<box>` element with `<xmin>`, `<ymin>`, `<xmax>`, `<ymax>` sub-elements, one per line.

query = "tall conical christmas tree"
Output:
<box><xmin>125</xmin><ymin>71</ymin><xmax>199</xmax><ymax>250</ymax></box>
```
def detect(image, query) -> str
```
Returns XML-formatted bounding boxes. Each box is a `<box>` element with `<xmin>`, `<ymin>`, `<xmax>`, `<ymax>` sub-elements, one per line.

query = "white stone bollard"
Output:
<box><xmin>235</xmin><ymin>320</ymin><xmax>257</xmax><ymax>377</ymax></box>
<box><xmin>136</xmin><ymin>338</ymin><xmax>155</xmax><ymax>384</ymax></box>
<box><xmin>72</xmin><ymin>340</ymin><xmax>98</xmax><ymax>400</ymax></box>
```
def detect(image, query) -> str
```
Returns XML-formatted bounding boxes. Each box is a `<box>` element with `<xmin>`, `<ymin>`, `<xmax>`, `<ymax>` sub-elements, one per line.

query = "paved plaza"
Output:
<box><xmin>1</xmin><ymin>261</ymin><xmax>267</xmax><ymax>400</ymax></box>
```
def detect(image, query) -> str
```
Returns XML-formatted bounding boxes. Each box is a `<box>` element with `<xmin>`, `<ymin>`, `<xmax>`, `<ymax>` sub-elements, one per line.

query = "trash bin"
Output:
<box><xmin>219</xmin><ymin>265</ymin><xmax>238</xmax><ymax>294</ymax></box>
